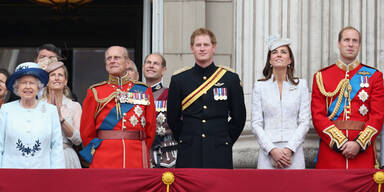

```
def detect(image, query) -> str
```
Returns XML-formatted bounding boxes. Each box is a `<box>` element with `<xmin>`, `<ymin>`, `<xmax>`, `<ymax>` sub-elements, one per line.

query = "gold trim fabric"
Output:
<box><xmin>356</xmin><ymin>125</ymin><xmax>378</xmax><ymax>150</ymax></box>
<box><xmin>323</xmin><ymin>125</ymin><xmax>348</xmax><ymax>149</ymax></box>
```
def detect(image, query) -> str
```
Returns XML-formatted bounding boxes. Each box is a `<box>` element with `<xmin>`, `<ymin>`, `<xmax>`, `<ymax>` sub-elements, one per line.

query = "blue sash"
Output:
<box><xmin>328</xmin><ymin>66</ymin><xmax>376</xmax><ymax>120</ymax></box>
<box><xmin>80</xmin><ymin>83</ymin><xmax>148</xmax><ymax>163</ymax></box>
<box><xmin>98</xmin><ymin>84</ymin><xmax>147</xmax><ymax>130</ymax></box>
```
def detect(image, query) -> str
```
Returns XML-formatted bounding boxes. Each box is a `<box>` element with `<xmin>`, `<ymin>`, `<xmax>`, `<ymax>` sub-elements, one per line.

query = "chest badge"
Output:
<box><xmin>358</xmin><ymin>90</ymin><xmax>368</xmax><ymax>102</ymax></box>
<box><xmin>213</xmin><ymin>88</ymin><xmax>227</xmax><ymax>100</ymax></box>
<box><xmin>214</xmin><ymin>82</ymin><xmax>224</xmax><ymax>87</ymax></box>
<box><xmin>359</xmin><ymin>104</ymin><xmax>368</xmax><ymax>116</ymax></box>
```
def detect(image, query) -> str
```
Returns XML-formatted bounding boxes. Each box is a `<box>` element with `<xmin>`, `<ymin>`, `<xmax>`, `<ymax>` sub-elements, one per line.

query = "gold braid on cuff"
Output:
<box><xmin>356</xmin><ymin>125</ymin><xmax>378</xmax><ymax>150</ymax></box>
<box><xmin>323</xmin><ymin>125</ymin><xmax>348</xmax><ymax>149</ymax></box>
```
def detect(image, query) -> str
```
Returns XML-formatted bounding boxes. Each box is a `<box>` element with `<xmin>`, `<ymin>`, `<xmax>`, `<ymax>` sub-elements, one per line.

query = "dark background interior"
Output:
<box><xmin>0</xmin><ymin>0</ymin><xmax>144</xmax><ymax>102</ymax></box>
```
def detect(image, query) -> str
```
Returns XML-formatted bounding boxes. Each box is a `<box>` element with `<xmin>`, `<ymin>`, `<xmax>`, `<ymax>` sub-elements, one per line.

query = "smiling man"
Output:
<box><xmin>311</xmin><ymin>26</ymin><xmax>384</xmax><ymax>169</ymax></box>
<box><xmin>167</xmin><ymin>28</ymin><xmax>246</xmax><ymax>169</ymax></box>
<box><xmin>80</xmin><ymin>46</ymin><xmax>156</xmax><ymax>168</ymax></box>
<box><xmin>143</xmin><ymin>53</ymin><xmax>178</xmax><ymax>168</ymax></box>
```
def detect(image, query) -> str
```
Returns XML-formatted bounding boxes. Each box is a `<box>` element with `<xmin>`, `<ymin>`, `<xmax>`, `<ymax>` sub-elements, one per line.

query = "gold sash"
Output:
<box><xmin>182</xmin><ymin>67</ymin><xmax>227</xmax><ymax>111</ymax></box>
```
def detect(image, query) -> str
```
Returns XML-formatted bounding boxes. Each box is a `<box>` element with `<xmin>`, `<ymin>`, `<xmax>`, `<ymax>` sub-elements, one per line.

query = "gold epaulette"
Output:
<box><xmin>132</xmin><ymin>80</ymin><xmax>148</xmax><ymax>87</ymax></box>
<box><xmin>88</xmin><ymin>81</ymin><xmax>107</xmax><ymax>89</ymax></box>
<box><xmin>173</xmin><ymin>66</ymin><xmax>193</xmax><ymax>75</ymax></box>
<box><xmin>218</xmin><ymin>65</ymin><xmax>235</xmax><ymax>73</ymax></box>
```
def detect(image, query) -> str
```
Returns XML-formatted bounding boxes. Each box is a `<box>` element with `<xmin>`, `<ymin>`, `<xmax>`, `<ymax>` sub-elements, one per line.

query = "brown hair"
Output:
<box><xmin>0</xmin><ymin>68</ymin><xmax>9</xmax><ymax>78</ymax></box>
<box><xmin>144</xmin><ymin>53</ymin><xmax>167</xmax><ymax>67</ymax></box>
<box><xmin>43</xmin><ymin>65</ymin><xmax>73</xmax><ymax>99</ymax></box>
<box><xmin>190</xmin><ymin>28</ymin><xmax>217</xmax><ymax>46</ymax></box>
<box><xmin>36</xmin><ymin>43</ymin><xmax>62</xmax><ymax>59</ymax></box>
<box><xmin>338</xmin><ymin>26</ymin><xmax>361</xmax><ymax>43</ymax></box>
<box><xmin>258</xmin><ymin>45</ymin><xmax>299</xmax><ymax>85</ymax></box>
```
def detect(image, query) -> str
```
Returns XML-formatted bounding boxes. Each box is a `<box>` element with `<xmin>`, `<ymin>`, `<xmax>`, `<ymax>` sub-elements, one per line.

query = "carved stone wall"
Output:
<box><xmin>161</xmin><ymin>0</ymin><xmax>384</xmax><ymax>168</ymax></box>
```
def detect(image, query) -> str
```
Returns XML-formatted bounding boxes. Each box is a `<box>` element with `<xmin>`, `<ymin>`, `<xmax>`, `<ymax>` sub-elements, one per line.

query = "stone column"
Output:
<box><xmin>161</xmin><ymin>0</ymin><xmax>384</xmax><ymax>168</ymax></box>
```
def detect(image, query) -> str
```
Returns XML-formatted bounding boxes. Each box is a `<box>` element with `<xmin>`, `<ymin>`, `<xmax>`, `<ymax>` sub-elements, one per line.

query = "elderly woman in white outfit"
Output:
<box><xmin>0</xmin><ymin>62</ymin><xmax>65</xmax><ymax>168</ymax></box>
<box><xmin>252</xmin><ymin>36</ymin><xmax>311</xmax><ymax>169</ymax></box>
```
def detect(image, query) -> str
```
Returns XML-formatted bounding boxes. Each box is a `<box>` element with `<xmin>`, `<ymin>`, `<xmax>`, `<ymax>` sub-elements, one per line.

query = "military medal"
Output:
<box><xmin>143</xmin><ymin>93</ymin><xmax>150</xmax><ymax>105</ymax></box>
<box><xmin>358</xmin><ymin>90</ymin><xmax>368</xmax><ymax>102</ymax></box>
<box><xmin>127</xmin><ymin>92</ymin><xmax>133</xmax><ymax>103</ymax></box>
<box><xmin>223</xmin><ymin>88</ymin><xmax>227</xmax><ymax>100</ymax></box>
<box><xmin>155</xmin><ymin>101</ymin><xmax>160</xmax><ymax>112</ymax></box>
<box><xmin>360</xmin><ymin>76</ymin><xmax>369</xmax><ymax>88</ymax></box>
<box><xmin>136</xmin><ymin>92</ymin><xmax>141</xmax><ymax>105</ymax></box>
<box><xmin>218</xmin><ymin>88</ymin><xmax>223</xmax><ymax>100</ymax></box>
<box><xmin>364</xmin><ymin>76</ymin><xmax>369</xmax><ymax>88</ymax></box>
<box><xmin>360</xmin><ymin>76</ymin><xmax>364</xmax><ymax>88</ymax></box>
<box><xmin>155</xmin><ymin>100</ymin><xmax>166</xmax><ymax>112</ymax></box>
<box><xmin>157</xmin><ymin>112</ymin><xmax>166</xmax><ymax>124</ymax></box>
<box><xmin>130</xmin><ymin>115</ymin><xmax>138</xmax><ymax>126</ymax></box>
<box><xmin>213</xmin><ymin>88</ymin><xmax>219</xmax><ymax>100</ymax></box>
<box><xmin>134</xmin><ymin>105</ymin><xmax>143</xmax><ymax>117</ymax></box>
<box><xmin>156</xmin><ymin>125</ymin><xmax>166</xmax><ymax>136</ymax></box>
<box><xmin>162</xmin><ymin>100</ymin><xmax>167</xmax><ymax>112</ymax></box>
<box><xmin>359</xmin><ymin>104</ymin><xmax>368</xmax><ymax>116</ymax></box>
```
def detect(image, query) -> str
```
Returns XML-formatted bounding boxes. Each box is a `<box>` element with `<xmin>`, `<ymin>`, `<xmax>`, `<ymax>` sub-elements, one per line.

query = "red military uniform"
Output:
<box><xmin>312</xmin><ymin>60</ymin><xmax>384</xmax><ymax>169</ymax></box>
<box><xmin>80</xmin><ymin>74</ymin><xmax>156</xmax><ymax>168</ymax></box>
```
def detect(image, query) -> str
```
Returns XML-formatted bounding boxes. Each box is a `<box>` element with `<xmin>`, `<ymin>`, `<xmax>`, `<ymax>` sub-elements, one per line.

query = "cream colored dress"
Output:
<box><xmin>251</xmin><ymin>77</ymin><xmax>311</xmax><ymax>169</ymax></box>
<box><xmin>42</xmin><ymin>96</ymin><xmax>82</xmax><ymax>168</ymax></box>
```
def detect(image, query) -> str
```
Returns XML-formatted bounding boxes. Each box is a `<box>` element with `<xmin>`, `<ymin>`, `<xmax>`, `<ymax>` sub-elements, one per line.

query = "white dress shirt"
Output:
<box><xmin>252</xmin><ymin>77</ymin><xmax>311</xmax><ymax>156</ymax></box>
<box><xmin>0</xmin><ymin>100</ymin><xmax>65</xmax><ymax>168</ymax></box>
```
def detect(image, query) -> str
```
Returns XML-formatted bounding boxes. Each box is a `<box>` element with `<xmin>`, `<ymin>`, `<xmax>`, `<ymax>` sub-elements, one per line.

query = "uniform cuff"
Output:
<box><xmin>323</xmin><ymin>125</ymin><xmax>348</xmax><ymax>150</ymax></box>
<box><xmin>356</xmin><ymin>125</ymin><xmax>378</xmax><ymax>150</ymax></box>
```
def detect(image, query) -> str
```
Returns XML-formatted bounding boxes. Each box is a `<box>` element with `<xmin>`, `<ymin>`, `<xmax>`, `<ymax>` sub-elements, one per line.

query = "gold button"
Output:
<box><xmin>179</xmin><ymin>140</ymin><xmax>183</xmax><ymax>143</ymax></box>
<box><xmin>225</xmin><ymin>142</ymin><xmax>229</xmax><ymax>145</ymax></box>
<box><xmin>202</xmin><ymin>120</ymin><xmax>206</xmax><ymax>123</ymax></box>
<box><xmin>203</xmin><ymin>105</ymin><xmax>207</xmax><ymax>109</ymax></box>
<box><xmin>202</xmin><ymin>134</ymin><xmax>206</xmax><ymax>138</ymax></box>
<box><xmin>203</xmin><ymin>76</ymin><xmax>207</xmax><ymax>80</ymax></box>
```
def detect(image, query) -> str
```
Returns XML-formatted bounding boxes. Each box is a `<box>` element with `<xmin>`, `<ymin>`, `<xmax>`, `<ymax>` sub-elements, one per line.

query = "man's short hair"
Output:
<box><xmin>36</xmin><ymin>43</ymin><xmax>61</xmax><ymax>58</ymax></box>
<box><xmin>144</xmin><ymin>53</ymin><xmax>166</xmax><ymax>67</ymax></box>
<box><xmin>338</xmin><ymin>26</ymin><xmax>361</xmax><ymax>43</ymax></box>
<box><xmin>105</xmin><ymin>46</ymin><xmax>129</xmax><ymax>59</ymax></box>
<box><xmin>190</xmin><ymin>28</ymin><xmax>217</xmax><ymax>46</ymax></box>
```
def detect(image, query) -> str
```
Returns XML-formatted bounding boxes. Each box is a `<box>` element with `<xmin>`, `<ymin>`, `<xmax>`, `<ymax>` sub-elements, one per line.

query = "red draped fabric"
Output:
<box><xmin>0</xmin><ymin>168</ymin><xmax>380</xmax><ymax>192</ymax></box>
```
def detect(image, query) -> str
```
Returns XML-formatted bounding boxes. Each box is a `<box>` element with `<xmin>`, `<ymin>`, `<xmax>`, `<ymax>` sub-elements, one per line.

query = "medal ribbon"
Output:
<box><xmin>328</xmin><ymin>66</ymin><xmax>376</xmax><ymax>120</ymax></box>
<box><xmin>182</xmin><ymin>67</ymin><xmax>227</xmax><ymax>111</ymax></box>
<box><xmin>98</xmin><ymin>84</ymin><xmax>148</xmax><ymax>130</ymax></box>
